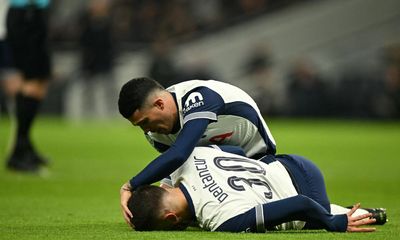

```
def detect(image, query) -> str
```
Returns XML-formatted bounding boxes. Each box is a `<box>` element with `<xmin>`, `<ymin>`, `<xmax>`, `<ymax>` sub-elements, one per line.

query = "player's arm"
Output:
<box><xmin>215</xmin><ymin>195</ymin><xmax>375</xmax><ymax>233</ymax></box>
<box><xmin>129</xmin><ymin>118</ymin><xmax>209</xmax><ymax>190</ymax></box>
<box><xmin>129</xmin><ymin>87</ymin><xmax>224</xmax><ymax>190</ymax></box>
<box><xmin>119</xmin><ymin>119</ymin><xmax>208</xmax><ymax>226</ymax></box>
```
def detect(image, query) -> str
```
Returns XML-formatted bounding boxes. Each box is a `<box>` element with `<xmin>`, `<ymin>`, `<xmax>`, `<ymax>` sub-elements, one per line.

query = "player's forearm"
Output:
<box><xmin>129</xmin><ymin>119</ymin><xmax>209</xmax><ymax>190</ymax></box>
<box><xmin>129</xmin><ymin>148</ymin><xmax>186</xmax><ymax>189</ymax></box>
<box><xmin>261</xmin><ymin>195</ymin><xmax>348</xmax><ymax>232</ymax></box>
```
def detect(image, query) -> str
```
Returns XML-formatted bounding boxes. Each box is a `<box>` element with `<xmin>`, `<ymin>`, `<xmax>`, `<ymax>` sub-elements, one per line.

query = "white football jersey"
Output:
<box><xmin>169</xmin><ymin>147</ymin><xmax>300</xmax><ymax>231</ymax></box>
<box><xmin>146</xmin><ymin>80</ymin><xmax>276</xmax><ymax>157</ymax></box>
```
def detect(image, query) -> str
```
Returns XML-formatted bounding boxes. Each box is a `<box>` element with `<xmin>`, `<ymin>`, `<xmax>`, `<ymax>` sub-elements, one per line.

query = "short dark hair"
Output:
<box><xmin>118</xmin><ymin>77</ymin><xmax>164</xmax><ymax>119</ymax></box>
<box><xmin>128</xmin><ymin>185</ymin><xmax>167</xmax><ymax>231</ymax></box>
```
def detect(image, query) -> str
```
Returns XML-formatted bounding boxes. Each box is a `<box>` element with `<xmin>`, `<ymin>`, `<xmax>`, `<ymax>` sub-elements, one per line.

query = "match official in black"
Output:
<box><xmin>5</xmin><ymin>0</ymin><xmax>51</xmax><ymax>172</ymax></box>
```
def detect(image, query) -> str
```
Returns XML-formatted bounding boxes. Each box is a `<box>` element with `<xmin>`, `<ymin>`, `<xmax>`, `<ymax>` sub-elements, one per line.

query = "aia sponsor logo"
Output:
<box><xmin>183</xmin><ymin>92</ymin><xmax>204</xmax><ymax>113</ymax></box>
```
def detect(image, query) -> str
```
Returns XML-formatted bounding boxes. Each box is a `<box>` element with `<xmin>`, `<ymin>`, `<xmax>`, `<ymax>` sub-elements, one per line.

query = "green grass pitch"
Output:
<box><xmin>0</xmin><ymin>117</ymin><xmax>399</xmax><ymax>240</ymax></box>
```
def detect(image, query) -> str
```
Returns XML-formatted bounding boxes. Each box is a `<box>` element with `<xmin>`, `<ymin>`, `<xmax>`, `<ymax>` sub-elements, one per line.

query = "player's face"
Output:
<box><xmin>130</xmin><ymin>100</ymin><xmax>174</xmax><ymax>134</ymax></box>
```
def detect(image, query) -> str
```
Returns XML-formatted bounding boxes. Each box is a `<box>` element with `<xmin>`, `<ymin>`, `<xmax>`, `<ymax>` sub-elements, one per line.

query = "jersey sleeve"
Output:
<box><xmin>215</xmin><ymin>195</ymin><xmax>348</xmax><ymax>233</ymax></box>
<box><xmin>129</xmin><ymin>119</ymin><xmax>210</xmax><ymax>190</ymax></box>
<box><xmin>181</xmin><ymin>87</ymin><xmax>224</xmax><ymax>125</ymax></box>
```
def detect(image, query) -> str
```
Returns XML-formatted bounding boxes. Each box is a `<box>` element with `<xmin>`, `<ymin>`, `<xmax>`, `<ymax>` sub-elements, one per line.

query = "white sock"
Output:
<box><xmin>330</xmin><ymin>204</ymin><xmax>368</xmax><ymax>216</ymax></box>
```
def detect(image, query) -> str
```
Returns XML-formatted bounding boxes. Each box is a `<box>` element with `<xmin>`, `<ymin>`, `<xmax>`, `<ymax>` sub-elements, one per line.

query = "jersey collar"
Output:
<box><xmin>179</xmin><ymin>183</ymin><xmax>196</xmax><ymax>221</ymax></box>
<box><xmin>170</xmin><ymin>92</ymin><xmax>181</xmax><ymax>134</ymax></box>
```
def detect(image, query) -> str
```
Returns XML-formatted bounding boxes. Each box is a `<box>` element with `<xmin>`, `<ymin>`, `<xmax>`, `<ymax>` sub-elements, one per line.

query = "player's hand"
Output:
<box><xmin>346</xmin><ymin>203</ymin><xmax>376</xmax><ymax>232</ymax></box>
<box><xmin>120</xmin><ymin>182</ymin><xmax>134</xmax><ymax>228</ymax></box>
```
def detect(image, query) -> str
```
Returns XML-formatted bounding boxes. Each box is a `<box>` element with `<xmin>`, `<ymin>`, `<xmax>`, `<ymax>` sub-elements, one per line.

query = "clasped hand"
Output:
<box><xmin>346</xmin><ymin>203</ymin><xmax>376</xmax><ymax>232</ymax></box>
<box><xmin>120</xmin><ymin>182</ymin><xmax>134</xmax><ymax>228</ymax></box>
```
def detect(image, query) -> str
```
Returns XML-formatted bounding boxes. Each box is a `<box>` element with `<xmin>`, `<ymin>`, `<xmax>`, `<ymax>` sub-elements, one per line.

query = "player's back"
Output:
<box><xmin>170</xmin><ymin>147</ymin><xmax>297</xmax><ymax>231</ymax></box>
<box><xmin>169</xmin><ymin>80</ymin><xmax>259</xmax><ymax>109</ymax></box>
<box><xmin>147</xmin><ymin>80</ymin><xmax>276</xmax><ymax>157</ymax></box>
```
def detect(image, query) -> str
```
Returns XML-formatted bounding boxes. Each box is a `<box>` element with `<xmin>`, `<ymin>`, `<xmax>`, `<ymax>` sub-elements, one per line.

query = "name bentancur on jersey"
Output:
<box><xmin>193</xmin><ymin>156</ymin><xmax>229</xmax><ymax>203</ymax></box>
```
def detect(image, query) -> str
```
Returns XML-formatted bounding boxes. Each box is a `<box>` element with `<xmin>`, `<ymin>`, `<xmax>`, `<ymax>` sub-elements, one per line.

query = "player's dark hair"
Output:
<box><xmin>118</xmin><ymin>77</ymin><xmax>164</xmax><ymax>119</ymax></box>
<box><xmin>128</xmin><ymin>185</ymin><xmax>167</xmax><ymax>231</ymax></box>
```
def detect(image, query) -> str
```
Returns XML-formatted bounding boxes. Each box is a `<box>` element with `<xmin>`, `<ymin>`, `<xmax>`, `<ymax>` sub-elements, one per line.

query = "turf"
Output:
<box><xmin>0</xmin><ymin>117</ymin><xmax>399</xmax><ymax>240</ymax></box>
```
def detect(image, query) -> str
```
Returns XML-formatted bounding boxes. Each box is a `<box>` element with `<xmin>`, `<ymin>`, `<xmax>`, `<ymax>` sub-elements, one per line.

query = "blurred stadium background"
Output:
<box><xmin>1</xmin><ymin>0</ymin><xmax>400</xmax><ymax>120</ymax></box>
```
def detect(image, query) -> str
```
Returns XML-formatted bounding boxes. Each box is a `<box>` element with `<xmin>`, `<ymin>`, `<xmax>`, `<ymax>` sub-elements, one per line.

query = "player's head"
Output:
<box><xmin>118</xmin><ymin>77</ymin><xmax>177</xmax><ymax>134</ymax></box>
<box><xmin>128</xmin><ymin>185</ymin><xmax>188</xmax><ymax>231</ymax></box>
<box><xmin>118</xmin><ymin>77</ymin><xmax>164</xmax><ymax>119</ymax></box>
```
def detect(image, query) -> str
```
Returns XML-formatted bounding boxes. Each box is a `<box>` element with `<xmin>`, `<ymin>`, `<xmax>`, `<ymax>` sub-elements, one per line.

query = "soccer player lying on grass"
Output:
<box><xmin>126</xmin><ymin>146</ymin><xmax>387</xmax><ymax>232</ymax></box>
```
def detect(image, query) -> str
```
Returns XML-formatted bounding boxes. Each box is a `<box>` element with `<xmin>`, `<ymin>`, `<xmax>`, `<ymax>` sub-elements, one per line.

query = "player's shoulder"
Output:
<box><xmin>171</xmin><ymin>80</ymin><xmax>252</xmax><ymax>107</ymax></box>
<box><xmin>167</xmin><ymin>79</ymin><xmax>233</xmax><ymax>92</ymax></box>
